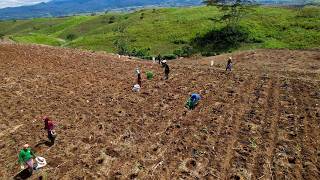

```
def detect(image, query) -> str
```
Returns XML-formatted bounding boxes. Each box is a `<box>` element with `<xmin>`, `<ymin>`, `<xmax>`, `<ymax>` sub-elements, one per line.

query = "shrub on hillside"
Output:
<box><xmin>114</xmin><ymin>39</ymin><xmax>129</xmax><ymax>55</ymax></box>
<box><xmin>109</xmin><ymin>16</ymin><xmax>116</xmax><ymax>24</ymax></box>
<box><xmin>162</xmin><ymin>54</ymin><xmax>177</xmax><ymax>60</ymax></box>
<box><xmin>140</xmin><ymin>13</ymin><xmax>145</xmax><ymax>20</ymax></box>
<box><xmin>141</xmin><ymin>56</ymin><xmax>153</xmax><ymax>60</ymax></box>
<box><xmin>130</xmin><ymin>48</ymin><xmax>150</xmax><ymax>58</ymax></box>
<box><xmin>172</xmin><ymin>39</ymin><xmax>187</xmax><ymax>45</ymax></box>
<box><xmin>66</xmin><ymin>33</ymin><xmax>76</xmax><ymax>40</ymax></box>
<box><xmin>173</xmin><ymin>45</ymin><xmax>194</xmax><ymax>57</ymax></box>
<box><xmin>191</xmin><ymin>25</ymin><xmax>249</xmax><ymax>54</ymax></box>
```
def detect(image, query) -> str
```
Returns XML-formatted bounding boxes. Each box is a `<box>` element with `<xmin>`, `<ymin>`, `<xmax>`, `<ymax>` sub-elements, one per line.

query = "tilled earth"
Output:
<box><xmin>0</xmin><ymin>43</ymin><xmax>319</xmax><ymax>179</ymax></box>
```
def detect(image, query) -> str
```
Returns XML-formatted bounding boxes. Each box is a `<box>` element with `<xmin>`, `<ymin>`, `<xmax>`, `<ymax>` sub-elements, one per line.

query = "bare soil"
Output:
<box><xmin>0</xmin><ymin>44</ymin><xmax>319</xmax><ymax>179</ymax></box>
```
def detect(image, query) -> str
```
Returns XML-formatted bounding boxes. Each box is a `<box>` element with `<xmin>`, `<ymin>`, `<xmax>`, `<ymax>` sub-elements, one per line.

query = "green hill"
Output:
<box><xmin>0</xmin><ymin>6</ymin><xmax>319</xmax><ymax>57</ymax></box>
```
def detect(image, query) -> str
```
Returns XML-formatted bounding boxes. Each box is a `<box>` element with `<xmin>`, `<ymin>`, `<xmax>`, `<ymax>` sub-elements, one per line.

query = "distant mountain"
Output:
<box><xmin>0</xmin><ymin>0</ymin><xmax>202</xmax><ymax>20</ymax></box>
<box><xmin>0</xmin><ymin>0</ymin><xmax>318</xmax><ymax>20</ymax></box>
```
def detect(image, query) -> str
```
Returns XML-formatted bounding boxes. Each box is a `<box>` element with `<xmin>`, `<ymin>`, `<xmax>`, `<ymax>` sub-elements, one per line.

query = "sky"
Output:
<box><xmin>0</xmin><ymin>0</ymin><xmax>50</xmax><ymax>8</ymax></box>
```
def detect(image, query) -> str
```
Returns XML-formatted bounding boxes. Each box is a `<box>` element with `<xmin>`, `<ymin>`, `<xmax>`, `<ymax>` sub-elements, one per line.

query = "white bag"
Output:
<box><xmin>132</xmin><ymin>84</ymin><xmax>141</xmax><ymax>92</ymax></box>
<box><xmin>35</xmin><ymin>157</ymin><xmax>47</xmax><ymax>169</ymax></box>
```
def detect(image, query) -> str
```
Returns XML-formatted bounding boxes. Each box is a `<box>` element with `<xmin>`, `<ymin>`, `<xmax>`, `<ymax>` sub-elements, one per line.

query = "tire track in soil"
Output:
<box><xmin>225</xmin><ymin>74</ymin><xmax>270</xmax><ymax>179</ymax></box>
<box><xmin>209</xmin><ymin>73</ymin><xmax>259</xmax><ymax>178</ymax></box>
<box><xmin>291</xmin><ymin>80</ymin><xmax>320</xmax><ymax>179</ymax></box>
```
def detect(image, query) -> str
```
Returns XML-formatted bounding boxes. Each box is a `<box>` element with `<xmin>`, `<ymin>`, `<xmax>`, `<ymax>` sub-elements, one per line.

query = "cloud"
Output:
<box><xmin>0</xmin><ymin>0</ymin><xmax>51</xmax><ymax>8</ymax></box>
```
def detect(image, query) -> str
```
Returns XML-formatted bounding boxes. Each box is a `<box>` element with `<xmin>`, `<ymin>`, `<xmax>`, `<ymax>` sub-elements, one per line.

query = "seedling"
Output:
<box><xmin>249</xmin><ymin>138</ymin><xmax>257</xmax><ymax>149</ymax></box>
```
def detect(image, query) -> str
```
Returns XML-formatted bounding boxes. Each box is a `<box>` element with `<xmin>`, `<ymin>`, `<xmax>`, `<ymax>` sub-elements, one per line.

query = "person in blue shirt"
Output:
<box><xmin>186</xmin><ymin>93</ymin><xmax>201</xmax><ymax>109</ymax></box>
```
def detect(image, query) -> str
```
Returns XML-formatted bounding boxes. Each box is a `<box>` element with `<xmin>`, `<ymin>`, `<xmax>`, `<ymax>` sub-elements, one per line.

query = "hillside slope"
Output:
<box><xmin>0</xmin><ymin>43</ymin><xmax>319</xmax><ymax>179</ymax></box>
<box><xmin>0</xmin><ymin>6</ymin><xmax>319</xmax><ymax>56</ymax></box>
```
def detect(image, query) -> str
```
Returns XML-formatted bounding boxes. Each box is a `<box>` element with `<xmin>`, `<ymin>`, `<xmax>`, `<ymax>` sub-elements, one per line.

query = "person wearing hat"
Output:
<box><xmin>226</xmin><ymin>57</ymin><xmax>233</xmax><ymax>71</ymax></box>
<box><xmin>161</xmin><ymin>60</ymin><xmax>170</xmax><ymax>80</ymax></box>
<box><xmin>18</xmin><ymin>144</ymin><xmax>36</xmax><ymax>171</ymax></box>
<box><xmin>135</xmin><ymin>68</ymin><xmax>142</xmax><ymax>87</ymax></box>
<box><xmin>43</xmin><ymin>116</ymin><xmax>56</xmax><ymax>145</ymax></box>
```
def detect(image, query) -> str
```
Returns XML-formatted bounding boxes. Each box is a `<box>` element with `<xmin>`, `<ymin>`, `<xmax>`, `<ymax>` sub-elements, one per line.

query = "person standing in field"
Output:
<box><xmin>161</xmin><ymin>60</ymin><xmax>170</xmax><ymax>80</ymax></box>
<box><xmin>226</xmin><ymin>57</ymin><xmax>233</xmax><ymax>71</ymax></box>
<box><xmin>43</xmin><ymin>116</ymin><xmax>56</xmax><ymax>145</ymax></box>
<box><xmin>156</xmin><ymin>54</ymin><xmax>162</xmax><ymax>64</ymax></box>
<box><xmin>135</xmin><ymin>68</ymin><xmax>142</xmax><ymax>87</ymax></box>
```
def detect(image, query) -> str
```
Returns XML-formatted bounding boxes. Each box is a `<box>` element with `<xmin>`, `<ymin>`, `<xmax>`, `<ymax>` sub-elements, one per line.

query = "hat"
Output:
<box><xmin>23</xmin><ymin>144</ymin><xmax>29</xmax><ymax>149</ymax></box>
<box><xmin>35</xmin><ymin>157</ymin><xmax>47</xmax><ymax>168</ymax></box>
<box><xmin>228</xmin><ymin>57</ymin><xmax>232</xmax><ymax>60</ymax></box>
<box><xmin>162</xmin><ymin>60</ymin><xmax>167</xmax><ymax>63</ymax></box>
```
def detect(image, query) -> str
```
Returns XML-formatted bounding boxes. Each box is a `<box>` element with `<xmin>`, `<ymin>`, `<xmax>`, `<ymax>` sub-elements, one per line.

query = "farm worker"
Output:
<box><xmin>161</xmin><ymin>60</ymin><xmax>170</xmax><ymax>80</ymax></box>
<box><xmin>226</xmin><ymin>57</ymin><xmax>232</xmax><ymax>71</ymax></box>
<box><xmin>43</xmin><ymin>116</ymin><xmax>56</xmax><ymax>145</ymax></box>
<box><xmin>18</xmin><ymin>144</ymin><xmax>36</xmax><ymax>171</ymax></box>
<box><xmin>186</xmin><ymin>93</ymin><xmax>201</xmax><ymax>110</ymax></box>
<box><xmin>135</xmin><ymin>68</ymin><xmax>142</xmax><ymax>86</ymax></box>
<box><xmin>156</xmin><ymin>54</ymin><xmax>162</xmax><ymax>64</ymax></box>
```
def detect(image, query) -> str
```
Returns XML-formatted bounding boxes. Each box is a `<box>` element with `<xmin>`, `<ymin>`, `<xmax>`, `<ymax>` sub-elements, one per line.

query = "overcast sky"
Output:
<box><xmin>0</xmin><ymin>0</ymin><xmax>50</xmax><ymax>8</ymax></box>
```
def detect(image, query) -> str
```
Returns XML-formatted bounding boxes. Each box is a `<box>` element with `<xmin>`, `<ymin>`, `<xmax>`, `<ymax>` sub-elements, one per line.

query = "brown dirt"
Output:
<box><xmin>0</xmin><ymin>43</ymin><xmax>319</xmax><ymax>179</ymax></box>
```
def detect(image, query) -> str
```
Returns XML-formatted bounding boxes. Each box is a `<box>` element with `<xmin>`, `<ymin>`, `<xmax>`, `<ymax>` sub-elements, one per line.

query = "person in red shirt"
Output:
<box><xmin>43</xmin><ymin>116</ymin><xmax>56</xmax><ymax>145</ymax></box>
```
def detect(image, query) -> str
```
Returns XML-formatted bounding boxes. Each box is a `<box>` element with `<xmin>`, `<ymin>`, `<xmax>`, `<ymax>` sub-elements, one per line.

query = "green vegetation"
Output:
<box><xmin>0</xmin><ymin>6</ymin><xmax>319</xmax><ymax>57</ymax></box>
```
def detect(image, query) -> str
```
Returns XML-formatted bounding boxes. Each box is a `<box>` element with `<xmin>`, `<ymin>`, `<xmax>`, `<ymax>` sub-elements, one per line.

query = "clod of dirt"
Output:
<box><xmin>129</xmin><ymin>173</ymin><xmax>138</xmax><ymax>179</ymax></box>
<box><xmin>186</xmin><ymin>159</ymin><xmax>197</xmax><ymax>169</ymax></box>
<box><xmin>105</xmin><ymin>148</ymin><xmax>120</xmax><ymax>158</ymax></box>
<box><xmin>97</xmin><ymin>158</ymin><xmax>104</xmax><ymax>164</ymax></box>
<box><xmin>230</xmin><ymin>175</ymin><xmax>241</xmax><ymax>180</ymax></box>
<box><xmin>288</xmin><ymin>156</ymin><xmax>296</xmax><ymax>164</ymax></box>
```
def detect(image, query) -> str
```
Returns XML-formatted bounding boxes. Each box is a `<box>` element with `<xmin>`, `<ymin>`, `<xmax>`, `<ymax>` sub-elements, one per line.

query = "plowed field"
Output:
<box><xmin>0</xmin><ymin>43</ymin><xmax>319</xmax><ymax>179</ymax></box>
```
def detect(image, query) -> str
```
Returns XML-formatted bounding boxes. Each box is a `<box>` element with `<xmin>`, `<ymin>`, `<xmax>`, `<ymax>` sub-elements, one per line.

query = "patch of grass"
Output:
<box><xmin>11</xmin><ymin>34</ymin><xmax>64</xmax><ymax>46</ymax></box>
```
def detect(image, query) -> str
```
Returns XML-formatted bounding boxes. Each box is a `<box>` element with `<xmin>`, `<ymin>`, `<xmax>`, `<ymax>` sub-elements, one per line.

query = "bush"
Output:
<box><xmin>109</xmin><ymin>16</ymin><xmax>116</xmax><ymax>24</ymax></box>
<box><xmin>191</xmin><ymin>25</ymin><xmax>249</xmax><ymax>54</ymax></box>
<box><xmin>66</xmin><ymin>33</ymin><xmax>76</xmax><ymax>40</ymax></box>
<box><xmin>0</xmin><ymin>33</ymin><xmax>4</xmax><ymax>39</ymax></box>
<box><xmin>114</xmin><ymin>39</ymin><xmax>129</xmax><ymax>55</ymax></box>
<box><xmin>162</xmin><ymin>54</ymin><xmax>177</xmax><ymax>60</ymax></box>
<box><xmin>173</xmin><ymin>45</ymin><xmax>194</xmax><ymax>57</ymax></box>
<box><xmin>172</xmin><ymin>39</ymin><xmax>187</xmax><ymax>45</ymax></box>
<box><xmin>201</xmin><ymin>52</ymin><xmax>217</xmax><ymax>57</ymax></box>
<box><xmin>146</xmin><ymin>71</ymin><xmax>154</xmax><ymax>80</ymax></box>
<box><xmin>130</xmin><ymin>48</ymin><xmax>150</xmax><ymax>58</ymax></box>
<box><xmin>140</xmin><ymin>13</ymin><xmax>145</xmax><ymax>20</ymax></box>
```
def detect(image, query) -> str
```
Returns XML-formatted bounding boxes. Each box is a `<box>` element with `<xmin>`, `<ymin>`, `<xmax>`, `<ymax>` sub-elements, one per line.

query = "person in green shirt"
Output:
<box><xmin>18</xmin><ymin>144</ymin><xmax>35</xmax><ymax>171</ymax></box>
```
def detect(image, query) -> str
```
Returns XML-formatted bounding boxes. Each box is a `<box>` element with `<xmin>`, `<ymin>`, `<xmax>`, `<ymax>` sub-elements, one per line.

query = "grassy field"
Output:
<box><xmin>0</xmin><ymin>6</ymin><xmax>319</xmax><ymax>56</ymax></box>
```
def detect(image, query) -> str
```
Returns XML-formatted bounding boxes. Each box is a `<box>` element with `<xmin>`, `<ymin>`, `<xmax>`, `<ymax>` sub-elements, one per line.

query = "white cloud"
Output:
<box><xmin>0</xmin><ymin>0</ymin><xmax>51</xmax><ymax>8</ymax></box>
